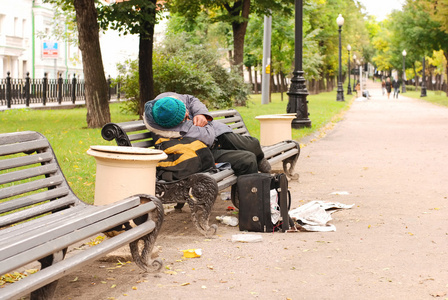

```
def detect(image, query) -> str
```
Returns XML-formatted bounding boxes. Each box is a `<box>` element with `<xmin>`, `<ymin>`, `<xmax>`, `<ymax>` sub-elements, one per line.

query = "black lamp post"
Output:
<box><xmin>402</xmin><ymin>50</ymin><xmax>406</xmax><ymax>93</ymax></box>
<box><xmin>421</xmin><ymin>56</ymin><xmax>427</xmax><ymax>97</ymax></box>
<box><xmin>347</xmin><ymin>44</ymin><xmax>352</xmax><ymax>95</ymax></box>
<box><xmin>287</xmin><ymin>0</ymin><xmax>311</xmax><ymax>128</ymax></box>
<box><xmin>336</xmin><ymin>14</ymin><xmax>345</xmax><ymax>101</ymax></box>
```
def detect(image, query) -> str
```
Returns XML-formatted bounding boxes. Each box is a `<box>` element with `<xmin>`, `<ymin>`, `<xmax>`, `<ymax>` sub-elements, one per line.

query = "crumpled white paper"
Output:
<box><xmin>288</xmin><ymin>201</ymin><xmax>354</xmax><ymax>232</ymax></box>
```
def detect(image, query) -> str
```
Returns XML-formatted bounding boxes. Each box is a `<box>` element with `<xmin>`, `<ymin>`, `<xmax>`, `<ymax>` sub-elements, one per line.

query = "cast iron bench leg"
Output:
<box><xmin>30</xmin><ymin>250</ymin><xmax>67</xmax><ymax>300</ymax></box>
<box><xmin>156</xmin><ymin>174</ymin><xmax>218</xmax><ymax>237</ymax></box>
<box><xmin>129</xmin><ymin>195</ymin><xmax>164</xmax><ymax>272</ymax></box>
<box><xmin>283</xmin><ymin>152</ymin><xmax>300</xmax><ymax>180</ymax></box>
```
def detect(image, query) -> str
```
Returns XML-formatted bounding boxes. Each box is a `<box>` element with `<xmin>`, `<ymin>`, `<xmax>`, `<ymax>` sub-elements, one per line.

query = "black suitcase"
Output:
<box><xmin>237</xmin><ymin>173</ymin><xmax>291</xmax><ymax>232</ymax></box>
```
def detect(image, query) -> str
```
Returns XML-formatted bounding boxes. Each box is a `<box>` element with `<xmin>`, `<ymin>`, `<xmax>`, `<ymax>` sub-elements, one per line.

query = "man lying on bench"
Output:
<box><xmin>143</xmin><ymin>92</ymin><xmax>271</xmax><ymax>177</ymax></box>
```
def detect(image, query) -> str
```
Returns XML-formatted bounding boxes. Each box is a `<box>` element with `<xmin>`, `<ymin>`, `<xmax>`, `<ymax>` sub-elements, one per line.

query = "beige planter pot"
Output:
<box><xmin>87</xmin><ymin>146</ymin><xmax>167</xmax><ymax>206</ymax></box>
<box><xmin>255</xmin><ymin>114</ymin><xmax>296</xmax><ymax>146</ymax></box>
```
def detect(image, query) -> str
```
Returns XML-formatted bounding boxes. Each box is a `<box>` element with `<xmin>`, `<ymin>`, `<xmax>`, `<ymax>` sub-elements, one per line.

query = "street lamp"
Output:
<box><xmin>336</xmin><ymin>14</ymin><xmax>345</xmax><ymax>101</ymax></box>
<box><xmin>353</xmin><ymin>54</ymin><xmax>357</xmax><ymax>92</ymax></box>
<box><xmin>286</xmin><ymin>0</ymin><xmax>311</xmax><ymax>128</ymax></box>
<box><xmin>347</xmin><ymin>44</ymin><xmax>352</xmax><ymax>95</ymax></box>
<box><xmin>421</xmin><ymin>56</ymin><xmax>427</xmax><ymax>97</ymax></box>
<box><xmin>402</xmin><ymin>50</ymin><xmax>406</xmax><ymax>93</ymax></box>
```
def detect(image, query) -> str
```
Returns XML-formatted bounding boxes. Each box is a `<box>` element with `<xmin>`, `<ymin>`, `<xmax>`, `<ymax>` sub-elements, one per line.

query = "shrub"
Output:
<box><xmin>115</xmin><ymin>33</ymin><xmax>250</xmax><ymax>114</ymax></box>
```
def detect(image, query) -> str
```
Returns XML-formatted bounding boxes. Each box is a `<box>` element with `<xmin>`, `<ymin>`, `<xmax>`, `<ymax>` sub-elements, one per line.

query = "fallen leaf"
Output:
<box><xmin>181</xmin><ymin>282</ymin><xmax>190</xmax><ymax>286</ymax></box>
<box><xmin>430</xmin><ymin>291</ymin><xmax>446</xmax><ymax>297</ymax></box>
<box><xmin>164</xmin><ymin>271</ymin><xmax>177</xmax><ymax>275</ymax></box>
<box><xmin>111</xmin><ymin>284</ymin><xmax>117</xmax><ymax>288</ymax></box>
<box><xmin>132</xmin><ymin>286</ymin><xmax>137</xmax><ymax>290</ymax></box>
<box><xmin>71</xmin><ymin>277</ymin><xmax>78</xmax><ymax>282</ymax></box>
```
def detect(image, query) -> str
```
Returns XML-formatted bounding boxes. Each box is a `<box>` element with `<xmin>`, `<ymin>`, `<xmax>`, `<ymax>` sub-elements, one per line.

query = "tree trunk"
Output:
<box><xmin>428</xmin><ymin>70</ymin><xmax>433</xmax><ymax>90</ymax></box>
<box><xmin>74</xmin><ymin>0</ymin><xmax>110</xmax><ymax>128</ymax></box>
<box><xmin>444</xmin><ymin>51</ymin><xmax>448</xmax><ymax>97</ymax></box>
<box><xmin>276</xmin><ymin>73</ymin><xmax>281</xmax><ymax>93</ymax></box>
<box><xmin>319</xmin><ymin>78</ymin><xmax>325</xmax><ymax>93</ymax></box>
<box><xmin>280</xmin><ymin>72</ymin><xmax>285</xmax><ymax>97</ymax></box>
<box><xmin>247</xmin><ymin>66</ymin><xmax>253</xmax><ymax>92</ymax></box>
<box><xmin>138</xmin><ymin>1</ymin><xmax>156</xmax><ymax>118</ymax></box>
<box><xmin>228</xmin><ymin>50</ymin><xmax>233</xmax><ymax>64</ymax></box>
<box><xmin>254</xmin><ymin>67</ymin><xmax>258</xmax><ymax>94</ymax></box>
<box><xmin>228</xmin><ymin>0</ymin><xmax>250</xmax><ymax>75</ymax></box>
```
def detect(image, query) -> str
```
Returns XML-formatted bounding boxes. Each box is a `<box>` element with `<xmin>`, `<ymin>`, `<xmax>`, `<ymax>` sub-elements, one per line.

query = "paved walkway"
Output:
<box><xmin>48</xmin><ymin>83</ymin><xmax>448</xmax><ymax>299</ymax></box>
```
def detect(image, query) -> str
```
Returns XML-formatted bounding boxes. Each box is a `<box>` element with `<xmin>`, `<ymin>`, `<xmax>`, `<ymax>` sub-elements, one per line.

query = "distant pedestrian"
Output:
<box><xmin>381</xmin><ymin>80</ymin><xmax>386</xmax><ymax>95</ymax></box>
<box><xmin>385</xmin><ymin>77</ymin><xmax>392</xmax><ymax>99</ymax></box>
<box><xmin>355</xmin><ymin>81</ymin><xmax>360</xmax><ymax>97</ymax></box>
<box><xmin>392</xmin><ymin>78</ymin><xmax>400</xmax><ymax>99</ymax></box>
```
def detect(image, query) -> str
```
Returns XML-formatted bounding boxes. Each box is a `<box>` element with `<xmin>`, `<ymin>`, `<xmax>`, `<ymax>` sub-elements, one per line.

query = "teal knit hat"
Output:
<box><xmin>152</xmin><ymin>97</ymin><xmax>186</xmax><ymax>128</ymax></box>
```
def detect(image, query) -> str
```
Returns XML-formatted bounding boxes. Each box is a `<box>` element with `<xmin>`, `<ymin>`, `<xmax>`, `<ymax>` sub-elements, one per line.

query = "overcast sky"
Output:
<box><xmin>357</xmin><ymin>0</ymin><xmax>406</xmax><ymax>21</ymax></box>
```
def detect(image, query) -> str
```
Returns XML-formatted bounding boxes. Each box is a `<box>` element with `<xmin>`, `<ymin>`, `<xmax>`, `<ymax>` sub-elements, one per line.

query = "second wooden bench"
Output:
<box><xmin>101</xmin><ymin>109</ymin><xmax>300</xmax><ymax>236</ymax></box>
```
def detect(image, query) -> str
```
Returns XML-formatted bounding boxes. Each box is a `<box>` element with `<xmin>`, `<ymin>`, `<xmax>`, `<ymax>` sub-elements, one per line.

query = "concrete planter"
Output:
<box><xmin>87</xmin><ymin>146</ymin><xmax>167</xmax><ymax>206</ymax></box>
<box><xmin>255</xmin><ymin>114</ymin><xmax>296</xmax><ymax>146</ymax></box>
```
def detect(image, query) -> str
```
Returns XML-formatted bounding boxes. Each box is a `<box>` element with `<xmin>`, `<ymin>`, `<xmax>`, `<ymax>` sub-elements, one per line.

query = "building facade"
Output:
<box><xmin>0</xmin><ymin>0</ymin><xmax>83</xmax><ymax>80</ymax></box>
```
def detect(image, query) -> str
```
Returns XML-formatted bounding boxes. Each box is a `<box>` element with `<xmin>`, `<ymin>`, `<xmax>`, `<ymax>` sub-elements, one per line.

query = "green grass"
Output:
<box><xmin>402</xmin><ymin>89</ymin><xmax>448</xmax><ymax>107</ymax></box>
<box><xmin>1</xmin><ymin>90</ymin><xmax>352</xmax><ymax>204</ymax></box>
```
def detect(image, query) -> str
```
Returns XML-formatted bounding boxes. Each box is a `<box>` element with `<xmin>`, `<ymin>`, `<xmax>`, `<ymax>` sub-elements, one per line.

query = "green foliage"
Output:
<box><xmin>97</xmin><ymin>0</ymin><xmax>163</xmax><ymax>35</ymax></box>
<box><xmin>41</xmin><ymin>0</ymin><xmax>79</xmax><ymax>45</ymax></box>
<box><xmin>116</xmin><ymin>33</ymin><xmax>250</xmax><ymax>112</ymax></box>
<box><xmin>307</xmin><ymin>0</ymin><xmax>369</xmax><ymax>78</ymax></box>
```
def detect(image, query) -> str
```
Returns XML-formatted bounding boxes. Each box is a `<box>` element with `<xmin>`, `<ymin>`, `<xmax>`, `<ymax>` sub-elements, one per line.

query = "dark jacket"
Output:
<box><xmin>385</xmin><ymin>81</ymin><xmax>392</xmax><ymax>93</ymax></box>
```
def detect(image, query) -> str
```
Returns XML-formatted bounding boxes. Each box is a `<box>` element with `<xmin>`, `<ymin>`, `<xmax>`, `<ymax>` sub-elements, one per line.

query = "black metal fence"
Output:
<box><xmin>0</xmin><ymin>72</ymin><xmax>122</xmax><ymax>108</ymax></box>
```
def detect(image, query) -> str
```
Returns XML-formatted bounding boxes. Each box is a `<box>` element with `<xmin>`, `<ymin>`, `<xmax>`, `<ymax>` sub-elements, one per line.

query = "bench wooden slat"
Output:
<box><xmin>0</xmin><ymin>186</ymin><xmax>70</xmax><ymax>214</ymax></box>
<box><xmin>217</xmin><ymin>175</ymin><xmax>238</xmax><ymax>191</ymax></box>
<box><xmin>118</xmin><ymin>121</ymin><xmax>147</xmax><ymax>132</ymax></box>
<box><xmin>0</xmin><ymin>200</ymin><xmax>156</xmax><ymax>276</ymax></box>
<box><xmin>0</xmin><ymin>174</ymin><xmax>65</xmax><ymax>200</ymax></box>
<box><xmin>263</xmin><ymin>142</ymin><xmax>299</xmax><ymax>159</ymax></box>
<box><xmin>0</xmin><ymin>162</ymin><xmax>59</xmax><ymax>185</ymax></box>
<box><xmin>0</xmin><ymin>200</ymin><xmax>95</xmax><ymax>248</ymax></box>
<box><xmin>209</xmin><ymin>169</ymin><xmax>234</xmax><ymax>182</ymax></box>
<box><xmin>232</xmin><ymin>127</ymin><xmax>249</xmax><ymax>135</ymax></box>
<box><xmin>0</xmin><ymin>220</ymin><xmax>156</xmax><ymax>300</ymax></box>
<box><xmin>0</xmin><ymin>194</ymin><xmax>77</xmax><ymax>228</ymax></box>
<box><xmin>128</xmin><ymin>132</ymin><xmax>153</xmax><ymax>142</ymax></box>
<box><xmin>0</xmin><ymin>131</ymin><xmax>42</xmax><ymax>146</ymax></box>
<box><xmin>0</xmin><ymin>151</ymin><xmax>53</xmax><ymax>171</ymax></box>
<box><xmin>0</xmin><ymin>196</ymin><xmax>142</xmax><ymax>262</ymax></box>
<box><xmin>209</xmin><ymin>109</ymin><xmax>240</xmax><ymax>118</ymax></box>
<box><xmin>267</xmin><ymin>149</ymin><xmax>300</xmax><ymax>167</ymax></box>
<box><xmin>0</xmin><ymin>203</ymin><xmax>87</xmax><ymax>236</ymax></box>
<box><xmin>213</xmin><ymin>115</ymin><xmax>243</xmax><ymax>124</ymax></box>
<box><xmin>0</xmin><ymin>139</ymin><xmax>49</xmax><ymax>156</ymax></box>
<box><xmin>132</xmin><ymin>140</ymin><xmax>155</xmax><ymax>148</ymax></box>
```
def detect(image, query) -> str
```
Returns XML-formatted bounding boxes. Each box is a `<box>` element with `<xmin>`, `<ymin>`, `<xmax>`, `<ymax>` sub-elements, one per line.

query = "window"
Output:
<box><xmin>14</xmin><ymin>17</ymin><xmax>19</xmax><ymax>36</ymax></box>
<box><xmin>0</xmin><ymin>14</ymin><xmax>5</xmax><ymax>35</ymax></box>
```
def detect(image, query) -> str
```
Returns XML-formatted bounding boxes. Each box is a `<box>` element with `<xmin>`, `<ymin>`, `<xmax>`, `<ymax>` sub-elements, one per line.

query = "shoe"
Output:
<box><xmin>258</xmin><ymin>158</ymin><xmax>271</xmax><ymax>173</ymax></box>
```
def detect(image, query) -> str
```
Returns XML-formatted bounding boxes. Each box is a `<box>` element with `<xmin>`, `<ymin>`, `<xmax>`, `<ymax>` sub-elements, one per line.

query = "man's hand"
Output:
<box><xmin>193</xmin><ymin>114</ymin><xmax>208</xmax><ymax>127</ymax></box>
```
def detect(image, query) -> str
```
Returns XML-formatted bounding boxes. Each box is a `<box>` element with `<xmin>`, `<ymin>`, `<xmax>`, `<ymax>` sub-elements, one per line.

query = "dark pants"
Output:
<box><xmin>211</xmin><ymin>132</ymin><xmax>264</xmax><ymax>176</ymax></box>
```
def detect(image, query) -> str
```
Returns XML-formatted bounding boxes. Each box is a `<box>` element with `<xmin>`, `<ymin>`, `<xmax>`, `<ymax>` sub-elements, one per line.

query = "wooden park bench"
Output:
<box><xmin>101</xmin><ymin>109</ymin><xmax>300</xmax><ymax>236</ymax></box>
<box><xmin>0</xmin><ymin>131</ymin><xmax>164</xmax><ymax>300</ymax></box>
